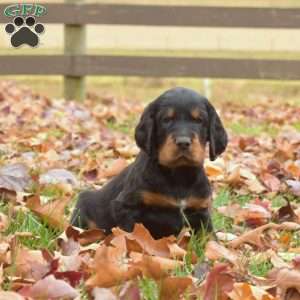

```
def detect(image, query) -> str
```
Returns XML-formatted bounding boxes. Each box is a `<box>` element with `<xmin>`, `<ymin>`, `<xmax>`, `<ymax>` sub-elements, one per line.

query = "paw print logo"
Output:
<box><xmin>5</xmin><ymin>16</ymin><xmax>45</xmax><ymax>48</ymax></box>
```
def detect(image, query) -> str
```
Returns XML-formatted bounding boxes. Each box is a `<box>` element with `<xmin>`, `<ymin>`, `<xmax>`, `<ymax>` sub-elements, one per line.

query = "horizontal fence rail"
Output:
<box><xmin>1</xmin><ymin>56</ymin><xmax>300</xmax><ymax>80</ymax></box>
<box><xmin>1</xmin><ymin>4</ymin><xmax>300</xmax><ymax>28</ymax></box>
<box><xmin>0</xmin><ymin>3</ymin><xmax>300</xmax><ymax>100</ymax></box>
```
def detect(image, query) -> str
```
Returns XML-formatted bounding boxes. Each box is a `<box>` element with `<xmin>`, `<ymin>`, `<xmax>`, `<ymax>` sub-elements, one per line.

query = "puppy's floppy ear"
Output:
<box><xmin>206</xmin><ymin>100</ymin><xmax>228</xmax><ymax>161</ymax></box>
<box><xmin>135</xmin><ymin>101</ymin><xmax>156</xmax><ymax>155</ymax></box>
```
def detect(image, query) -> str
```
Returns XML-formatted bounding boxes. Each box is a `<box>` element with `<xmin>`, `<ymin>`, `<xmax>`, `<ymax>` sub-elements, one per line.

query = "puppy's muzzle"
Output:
<box><xmin>175</xmin><ymin>136</ymin><xmax>192</xmax><ymax>150</ymax></box>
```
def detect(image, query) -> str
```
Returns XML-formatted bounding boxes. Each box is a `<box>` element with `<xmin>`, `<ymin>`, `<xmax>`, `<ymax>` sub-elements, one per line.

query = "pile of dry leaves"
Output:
<box><xmin>0</xmin><ymin>81</ymin><xmax>299</xmax><ymax>299</ymax></box>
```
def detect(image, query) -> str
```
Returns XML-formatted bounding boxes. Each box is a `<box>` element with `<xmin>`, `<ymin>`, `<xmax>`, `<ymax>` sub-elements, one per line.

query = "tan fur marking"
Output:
<box><xmin>166</xmin><ymin>108</ymin><xmax>175</xmax><ymax>118</ymax></box>
<box><xmin>158</xmin><ymin>135</ymin><xmax>178</xmax><ymax>166</ymax></box>
<box><xmin>159</xmin><ymin>135</ymin><xmax>205</xmax><ymax>167</ymax></box>
<box><xmin>142</xmin><ymin>191</ymin><xmax>177</xmax><ymax>208</ymax></box>
<box><xmin>185</xmin><ymin>196</ymin><xmax>212</xmax><ymax>210</ymax></box>
<box><xmin>191</xmin><ymin>108</ymin><xmax>201</xmax><ymax>120</ymax></box>
<box><xmin>190</xmin><ymin>136</ymin><xmax>205</xmax><ymax>164</ymax></box>
<box><xmin>142</xmin><ymin>192</ymin><xmax>212</xmax><ymax>211</ymax></box>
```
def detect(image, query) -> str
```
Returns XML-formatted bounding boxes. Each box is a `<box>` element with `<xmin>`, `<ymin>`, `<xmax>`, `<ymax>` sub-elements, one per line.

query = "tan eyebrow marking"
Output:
<box><xmin>166</xmin><ymin>108</ymin><xmax>175</xmax><ymax>118</ymax></box>
<box><xmin>191</xmin><ymin>108</ymin><xmax>201</xmax><ymax>120</ymax></box>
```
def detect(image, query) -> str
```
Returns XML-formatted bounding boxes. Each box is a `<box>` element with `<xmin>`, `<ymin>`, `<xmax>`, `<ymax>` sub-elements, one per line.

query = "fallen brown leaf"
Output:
<box><xmin>203</xmin><ymin>263</ymin><xmax>234</xmax><ymax>300</ymax></box>
<box><xmin>0</xmin><ymin>163</ymin><xmax>31</xmax><ymax>192</ymax></box>
<box><xmin>112</xmin><ymin>224</ymin><xmax>177</xmax><ymax>258</ymax></box>
<box><xmin>205</xmin><ymin>162</ymin><xmax>224</xmax><ymax>177</ymax></box>
<box><xmin>92</xmin><ymin>287</ymin><xmax>117</xmax><ymax>300</ymax></box>
<box><xmin>269</xmin><ymin>267</ymin><xmax>300</xmax><ymax>299</ymax></box>
<box><xmin>0</xmin><ymin>292</ymin><xmax>25</xmax><ymax>300</ymax></box>
<box><xmin>26</xmin><ymin>195</ymin><xmax>70</xmax><ymax>230</ymax></box>
<box><xmin>130</xmin><ymin>252</ymin><xmax>183</xmax><ymax>279</ymax></box>
<box><xmin>100</xmin><ymin>158</ymin><xmax>128</xmax><ymax>179</ymax></box>
<box><xmin>227</xmin><ymin>282</ymin><xmax>278</xmax><ymax>300</ymax></box>
<box><xmin>119</xmin><ymin>281</ymin><xmax>141</xmax><ymax>300</ymax></box>
<box><xmin>159</xmin><ymin>276</ymin><xmax>193</xmax><ymax>300</ymax></box>
<box><xmin>0</xmin><ymin>212</ymin><xmax>8</xmax><ymax>232</ymax></box>
<box><xmin>86</xmin><ymin>245</ymin><xmax>141</xmax><ymax>288</ymax></box>
<box><xmin>218</xmin><ymin>203</ymin><xmax>271</xmax><ymax>225</ymax></box>
<box><xmin>12</xmin><ymin>248</ymin><xmax>49</xmax><ymax>280</ymax></box>
<box><xmin>286</xmin><ymin>180</ymin><xmax>300</xmax><ymax>197</ymax></box>
<box><xmin>261</xmin><ymin>172</ymin><xmax>281</xmax><ymax>193</ymax></box>
<box><xmin>39</xmin><ymin>168</ymin><xmax>78</xmax><ymax>187</ymax></box>
<box><xmin>19</xmin><ymin>274</ymin><xmax>79</xmax><ymax>299</ymax></box>
<box><xmin>276</xmin><ymin>200</ymin><xmax>299</xmax><ymax>223</ymax></box>
<box><xmin>228</xmin><ymin>223</ymin><xmax>299</xmax><ymax>249</ymax></box>
<box><xmin>205</xmin><ymin>241</ymin><xmax>243</xmax><ymax>270</ymax></box>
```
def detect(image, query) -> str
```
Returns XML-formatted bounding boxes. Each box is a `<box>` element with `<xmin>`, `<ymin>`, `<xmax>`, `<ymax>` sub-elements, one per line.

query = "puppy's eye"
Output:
<box><xmin>162</xmin><ymin>117</ymin><xmax>173</xmax><ymax>124</ymax></box>
<box><xmin>193</xmin><ymin>117</ymin><xmax>203</xmax><ymax>124</ymax></box>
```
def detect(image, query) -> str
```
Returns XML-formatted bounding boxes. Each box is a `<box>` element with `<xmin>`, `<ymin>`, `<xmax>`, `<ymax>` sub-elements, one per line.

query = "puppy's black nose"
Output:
<box><xmin>175</xmin><ymin>136</ymin><xmax>191</xmax><ymax>149</ymax></box>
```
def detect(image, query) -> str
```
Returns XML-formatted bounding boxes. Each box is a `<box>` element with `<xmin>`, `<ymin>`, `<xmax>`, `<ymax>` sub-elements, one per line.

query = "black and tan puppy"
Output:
<box><xmin>71</xmin><ymin>87</ymin><xmax>227</xmax><ymax>238</ymax></box>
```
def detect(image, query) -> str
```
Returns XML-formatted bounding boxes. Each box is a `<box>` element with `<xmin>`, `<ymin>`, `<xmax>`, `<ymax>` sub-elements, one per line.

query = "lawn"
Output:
<box><xmin>0</xmin><ymin>78</ymin><xmax>299</xmax><ymax>299</ymax></box>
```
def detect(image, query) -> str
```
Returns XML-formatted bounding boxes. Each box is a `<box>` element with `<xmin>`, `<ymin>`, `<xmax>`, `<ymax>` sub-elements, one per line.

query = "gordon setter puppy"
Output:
<box><xmin>71</xmin><ymin>87</ymin><xmax>228</xmax><ymax>239</ymax></box>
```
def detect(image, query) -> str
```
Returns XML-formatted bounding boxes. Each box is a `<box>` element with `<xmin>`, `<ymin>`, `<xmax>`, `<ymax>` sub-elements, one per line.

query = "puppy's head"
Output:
<box><xmin>135</xmin><ymin>87</ymin><xmax>227</xmax><ymax>167</ymax></box>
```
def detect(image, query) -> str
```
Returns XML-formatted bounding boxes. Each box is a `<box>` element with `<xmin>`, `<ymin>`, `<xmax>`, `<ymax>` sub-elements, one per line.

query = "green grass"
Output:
<box><xmin>290</xmin><ymin>231</ymin><xmax>300</xmax><ymax>248</ymax></box>
<box><xmin>213</xmin><ymin>189</ymin><xmax>232</xmax><ymax>208</ymax></box>
<box><xmin>189</xmin><ymin>230</ymin><xmax>211</xmax><ymax>261</ymax></box>
<box><xmin>107</xmin><ymin>115</ymin><xmax>137</xmax><ymax>136</ymax></box>
<box><xmin>232</xmin><ymin>193</ymin><xmax>253</xmax><ymax>207</ymax></box>
<box><xmin>269</xmin><ymin>193</ymin><xmax>300</xmax><ymax>206</ymax></box>
<box><xmin>2</xmin><ymin>75</ymin><xmax>299</xmax><ymax>108</ymax></box>
<box><xmin>212</xmin><ymin>189</ymin><xmax>300</xmax><ymax>243</ymax></box>
<box><xmin>212</xmin><ymin>212</ymin><xmax>233</xmax><ymax>232</ymax></box>
<box><xmin>40</xmin><ymin>184</ymin><xmax>65</xmax><ymax>199</ymax></box>
<box><xmin>270</xmin><ymin>194</ymin><xmax>290</xmax><ymax>208</ymax></box>
<box><xmin>28</xmin><ymin>182</ymin><xmax>68</xmax><ymax>205</ymax></box>
<box><xmin>212</xmin><ymin>189</ymin><xmax>234</xmax><ymax>232</ymax></box>
<box><xmin>229</xmin><ymin>122</ymin><xmax>279</xmax><ymax>137</ymax></box>
<box><xmin>212</xmin><ymin>189</ymin><xmax>255</xmax><ymax>231</ymax></box>
<box><xmin>0</xmin><ymin>187</ymin><xmax>63</xmax><ymax>251</ymax></box>
<box><xmin>46</xmin><ymin>128</ymin><xmax>65</xmax><ymax>139</ymax></box>
<box><xmin>139</xmin><ymin>278</ymin><xmax>159</xmax><ymax>300</ymax></box>
<box><xmin>5</xmin><ymin>209</ymin><xmax>61</xmax><ymax>250</ymax></box>
<box><xmin>293</xmin><ymin>121</ymin><xmax>300</xmax><ymax>131</ymax></box>
<box><xmin>78</xmin><ymin>283</ymin><xmax>89</xmax><ymax>300</ymax></box>
<box><xmin>248</xmin><ymin>258</ymin><xmax>273</xmax><ymax>277</ymax></box>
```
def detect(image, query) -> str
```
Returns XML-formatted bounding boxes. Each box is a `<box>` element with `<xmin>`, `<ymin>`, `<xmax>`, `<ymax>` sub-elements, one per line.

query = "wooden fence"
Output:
<box><xmin>1</xmin><ymin>3</ymin><xmax>300</xmax><ymax>100</ymax></box>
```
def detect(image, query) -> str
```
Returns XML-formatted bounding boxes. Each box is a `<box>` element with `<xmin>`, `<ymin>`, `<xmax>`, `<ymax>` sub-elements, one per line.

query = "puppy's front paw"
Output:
<box><xmin>111</xmin><ymin>200</ymin><xmax>140</xmax><ymax>232</ymax></box>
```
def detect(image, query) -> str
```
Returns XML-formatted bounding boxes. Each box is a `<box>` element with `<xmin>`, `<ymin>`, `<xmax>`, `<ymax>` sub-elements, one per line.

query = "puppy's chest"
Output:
<box><xmin>141</xmin><ymin>191</ymin><xmax>211</xmax><ymax>210</ymax></box>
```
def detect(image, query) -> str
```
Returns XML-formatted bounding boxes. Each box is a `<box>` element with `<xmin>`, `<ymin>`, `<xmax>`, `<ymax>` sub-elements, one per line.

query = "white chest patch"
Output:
<box><xmin>179</xmin><ymin>199</ymin><xmax>187</xmax><ymax>210</ymax></box>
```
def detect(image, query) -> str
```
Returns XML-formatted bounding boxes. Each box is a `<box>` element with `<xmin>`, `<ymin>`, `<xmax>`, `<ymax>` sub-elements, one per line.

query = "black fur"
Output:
<box><xmin>71</xmin><ymin>87</ymin><xmax>227</xmax><ymax>238</ymax></box>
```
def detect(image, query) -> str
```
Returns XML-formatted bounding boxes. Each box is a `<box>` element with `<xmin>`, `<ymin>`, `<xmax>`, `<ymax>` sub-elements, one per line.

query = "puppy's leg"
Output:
<box><xmin>71</xmin><ymin>191</ymin><xmax>93</xmax><ymax>228</ymax></box>
<box><xmin>111</xmin><ymin>194</ymin><xmax>141</xmax><ymax>233</ymax></box>
<box><xmin>185</xmin><ymin>208</ymin><xmax>213</xmax><ymax>232</ymax></box>
<box><xmin>71</xmin><ymin>190</ymin><xmax>117</xmax><ymax>234</ymax></box>
<box><xmin>188</xmin><ymin>208</ymin><xmax>220</xmax><ymax>241</ymax></box>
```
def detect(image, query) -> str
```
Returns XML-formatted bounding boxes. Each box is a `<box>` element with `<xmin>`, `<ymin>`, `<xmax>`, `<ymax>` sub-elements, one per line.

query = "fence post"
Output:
<box><xmin>203</xmin><ymin>79</ymin><xmax>212</xmax><ymax>99</ymax></box>
<box><xmin>64</xmin><ymin>0</ymin><xmax>86</xmax><ymax>101</ymax></box>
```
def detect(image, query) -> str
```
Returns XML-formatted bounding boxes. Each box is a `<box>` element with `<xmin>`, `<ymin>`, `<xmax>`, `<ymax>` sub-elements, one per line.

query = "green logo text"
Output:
<box><xmin>4</xmin><ymin>4</ymin><xmax>47</xmax><ymax>17</ymax></box>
